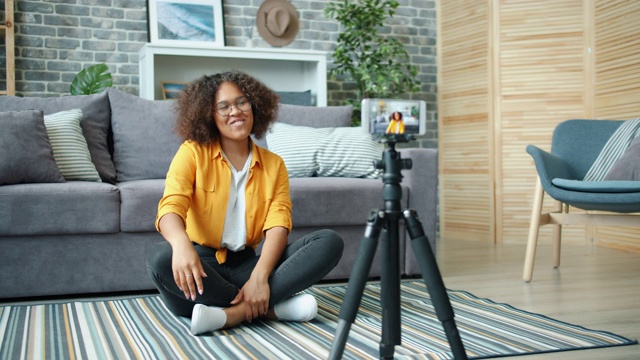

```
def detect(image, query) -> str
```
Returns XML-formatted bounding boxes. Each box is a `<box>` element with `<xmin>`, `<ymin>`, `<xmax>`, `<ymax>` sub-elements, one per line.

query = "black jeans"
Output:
<box><xmin>146</xmin><ymin>229</ymin><xmax>344</xmax><ymax>317</ymax></box>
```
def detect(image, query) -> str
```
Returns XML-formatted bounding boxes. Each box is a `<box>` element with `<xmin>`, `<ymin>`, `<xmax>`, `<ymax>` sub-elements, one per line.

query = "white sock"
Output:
<box><xmin>190</xmin><ymin>304</ymin><xmax>227</xmax><ymax>335</ymax></box>
<box><xmin>274</xmin><ymin>294</ymin><xmax>318</xmax><ymax>322</ymax></box>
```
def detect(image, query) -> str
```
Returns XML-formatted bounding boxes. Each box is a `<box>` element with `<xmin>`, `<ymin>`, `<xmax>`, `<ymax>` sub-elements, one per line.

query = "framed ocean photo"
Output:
<box><xmin>148</xmin><ymin>0</ymin><xmax>225</xmax><ymax>48</ymax></box>
<box><xmin>161</xmin><ymin>82</ymin><xmax>186</xmax><ymax>100</ymax></box>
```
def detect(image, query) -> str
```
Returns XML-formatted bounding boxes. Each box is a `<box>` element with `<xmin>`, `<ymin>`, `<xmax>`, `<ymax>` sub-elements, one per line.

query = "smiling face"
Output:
<box><xmin>213</xmin><ymin>82</ymin><xmax>254</xmax><ymax>145</ymax></box>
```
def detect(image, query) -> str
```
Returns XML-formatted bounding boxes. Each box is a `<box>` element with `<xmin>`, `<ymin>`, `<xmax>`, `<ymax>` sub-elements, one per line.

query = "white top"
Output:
<box><xmin>220</xmin><ymin>150</ymin><xmax>252</xmax><ymax>252</ymax></box>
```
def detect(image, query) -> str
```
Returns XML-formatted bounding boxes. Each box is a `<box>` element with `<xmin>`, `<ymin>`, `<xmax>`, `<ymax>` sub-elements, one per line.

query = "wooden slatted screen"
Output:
<box><xmin>592</xmin><ymin>0</ymin><xmax>640</xmax><ymax>252</ymax></box>
<box><xmin>498</xmin><ymin>0</ymin><xmax>588</xmax><ymax>245</ymax></box>
<box><xmin>440</xmin><ymin>0</ymin><xmax>639</xmax><ymax>249</ymax></box>
<box><xmin>593</xmin><ymin>1</ymin><xmax>640</xmax><ymax>119</ymax></box>
<box><xmin>439</xmin><ymin>0</ymin><xmax>590</xmax><ymax>245</ymax></box>
<box><xmin>438</xmin><ymin>0</ymin><xmax>494</xmax><ymax>242</ymax></box>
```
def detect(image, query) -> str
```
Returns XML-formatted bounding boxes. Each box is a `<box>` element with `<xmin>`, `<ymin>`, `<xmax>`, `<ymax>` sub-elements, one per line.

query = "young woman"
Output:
<box><xmin>146</xmin><ymin>71</ymin><xmax>344</xmax><ymax>335</ymax></box>
<box><xmin>385</xmin><ymin>111</ymin><xmax>405</xmax><ymax>134</ymax></box>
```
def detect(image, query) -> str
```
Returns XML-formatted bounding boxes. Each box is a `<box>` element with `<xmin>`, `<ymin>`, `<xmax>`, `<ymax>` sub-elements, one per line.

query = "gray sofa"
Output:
<box><xmin>0</xmin><ymin>89</ymin><xmax>438</xmax><ymax>300</ymax></box>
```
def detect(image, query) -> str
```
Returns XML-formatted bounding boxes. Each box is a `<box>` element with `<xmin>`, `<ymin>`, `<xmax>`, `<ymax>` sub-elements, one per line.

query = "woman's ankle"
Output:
<box><xmin>274</xmin><ymin>294</ymin><xmax>318</xmax><ymax>322</ymax></box>
<box><xmin>223</xmin><ymin>303</ymin><xmax>262</xmax><ymax>326</ymax></box>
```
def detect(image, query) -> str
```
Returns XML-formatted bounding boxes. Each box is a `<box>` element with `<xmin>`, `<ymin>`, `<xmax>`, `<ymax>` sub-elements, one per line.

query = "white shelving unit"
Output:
<box><xmin>138</xmin><ymin>44</ymin><xmax>328</xmax><ymax>106</ymax></box>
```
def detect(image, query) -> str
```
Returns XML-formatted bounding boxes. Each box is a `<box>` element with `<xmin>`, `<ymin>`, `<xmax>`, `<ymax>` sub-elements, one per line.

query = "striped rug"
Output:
<box><xmin>0</xmin><ymin>281</ymin><xmax>636</xmax><ymax>359</ymax></box>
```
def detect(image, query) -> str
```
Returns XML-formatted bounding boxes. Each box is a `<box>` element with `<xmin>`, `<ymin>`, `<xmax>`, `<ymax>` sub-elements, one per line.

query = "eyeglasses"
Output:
<box><xmin>214</xmin><ymin>97</ymin><xmax>252</xmax><ymax>117</ymax></box>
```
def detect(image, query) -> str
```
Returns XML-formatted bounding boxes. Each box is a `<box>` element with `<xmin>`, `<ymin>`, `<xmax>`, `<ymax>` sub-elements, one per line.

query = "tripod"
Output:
<box><xmin>328</xmin><ymin>134</ymin><xmax>468</xmax><ymax>359</ymax></box>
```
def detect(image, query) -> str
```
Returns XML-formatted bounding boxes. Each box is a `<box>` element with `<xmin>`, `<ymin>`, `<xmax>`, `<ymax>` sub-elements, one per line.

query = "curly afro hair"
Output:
<box><xmin>173</xmin><ymin>70</ymin><xmax>280</xmax><ymax>144</ymax></box>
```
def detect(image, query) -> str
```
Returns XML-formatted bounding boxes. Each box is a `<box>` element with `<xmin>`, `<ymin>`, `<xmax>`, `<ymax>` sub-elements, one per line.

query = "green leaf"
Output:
<box><xmin>70</xmin><ymin>63</ymin><xmax>113</xmax><ymax>95</ymax></box>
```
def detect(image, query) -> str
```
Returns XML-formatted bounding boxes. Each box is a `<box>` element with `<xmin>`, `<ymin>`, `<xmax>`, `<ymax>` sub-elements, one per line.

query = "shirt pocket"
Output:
<box><xmin>245</xmin><ymin>189</ymin><xmax>271</xmax><ymax>238</ymax></box>
<box><xmin>193</xmin><ymin>182</ymin><xmax>217</xmax><ymax>219</ymax></box>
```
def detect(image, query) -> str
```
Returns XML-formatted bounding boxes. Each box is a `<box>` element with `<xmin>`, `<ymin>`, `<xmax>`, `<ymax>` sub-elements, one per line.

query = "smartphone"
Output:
<box><xmin>361</xmin><ymin>98</ymin><xmax>427</xmax><ymax>136</ymax></box>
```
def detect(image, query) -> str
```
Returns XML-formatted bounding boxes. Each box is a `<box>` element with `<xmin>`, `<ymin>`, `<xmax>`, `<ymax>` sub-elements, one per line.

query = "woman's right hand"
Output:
<box><xmin>159</xmin><ymin>213</ymin><xmax>207</xmax><ymax>301</ymax></box>
<box><xmin>172</xmin><ymin>241</ymin><xmax>207</xmax><ymax>301</ymax></box>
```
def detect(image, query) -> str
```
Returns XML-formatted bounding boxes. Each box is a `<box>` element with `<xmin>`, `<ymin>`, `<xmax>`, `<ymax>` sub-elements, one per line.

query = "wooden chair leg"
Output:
<box><xmin>551</xmin><ymin>201</ymin><xmax>564</xmax><ymax>268</ymax></box>
<box><xmin>523</xmin><ymin>178</ymin><xmax>545</xmax><ymax>282</ymax></box>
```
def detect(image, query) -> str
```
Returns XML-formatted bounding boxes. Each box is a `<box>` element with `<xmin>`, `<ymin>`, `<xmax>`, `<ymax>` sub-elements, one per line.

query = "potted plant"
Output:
<box><xmin>325</xmin><ymin>0</ymin><xmax>421</xmax><ymax>124</ymax></box>
<box><xmin>70</xmin><ymin>63</ymin><xmax>113</xmax><ymax>95</ymax></box>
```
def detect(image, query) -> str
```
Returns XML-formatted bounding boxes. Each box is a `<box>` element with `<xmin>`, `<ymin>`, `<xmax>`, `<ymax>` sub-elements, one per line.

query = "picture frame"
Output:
<box><xmin>161</xmin><ymin>82</ymin><xmax>186</xmax><ymax>100</ymax></box>
<box><xmin>147</xmin><ymin>0</ymin><xmax>225</xmax><ymax>48</ymax></box>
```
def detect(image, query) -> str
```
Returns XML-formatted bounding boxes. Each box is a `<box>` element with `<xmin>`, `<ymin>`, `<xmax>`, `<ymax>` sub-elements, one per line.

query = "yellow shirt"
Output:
<box><xmin>385</xmin><ymin>119</ymin><xmax>405</xmax><ymax>134</ymax></box>
<box><xmin>156</xmin><ymin>140</ymin><xmax>293</xmax><ymax>264</ymax></box>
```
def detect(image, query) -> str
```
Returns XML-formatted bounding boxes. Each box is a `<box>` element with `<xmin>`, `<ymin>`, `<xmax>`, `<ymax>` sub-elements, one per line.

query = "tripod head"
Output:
<box><xmin>374</xmin><ymin>133</ymin><xmax>414</xmax><ymax>175</ymax></box>
<box><xmin>376</xmin><ymin>133</ymin><xmax>416</xmax><ymax>144</ymax></box>
<box><xmin>374</xmin><ymin>134</ymin><xmax>414</xmax><ymax>215</ymax></box>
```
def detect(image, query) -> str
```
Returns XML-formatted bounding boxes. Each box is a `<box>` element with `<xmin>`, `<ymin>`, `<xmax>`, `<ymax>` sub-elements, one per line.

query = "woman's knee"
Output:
<box><xmin>315</xmin><ymin>229</ymin><xmax>345</xmax><ymax>256</ymax></box>
<box><xmin>146</xmin><ymin>241</ymin><xmax>172</xmax><ymax>272</ymax></box>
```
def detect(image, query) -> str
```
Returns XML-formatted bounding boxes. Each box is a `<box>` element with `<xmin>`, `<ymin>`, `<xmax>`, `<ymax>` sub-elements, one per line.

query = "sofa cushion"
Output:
<box><xmin>0</xmin><ymin>182</ymin><xmax>120</xmax><ymax>235</ymax></box>
<box><xmin>276</xmin><ymin>103</ymin><xmax>352</xmax><ymax>128</ymax></box>
<box><xmin>552</xmin><ymin>178</ymin><xmax>640</xmax><ymax>193</ymax></box>
<box><xmin>277</xmin><ymin>91</ymin><xmax>312</xmax><ymax>106</ymax></box>
<box><xmin>44</xmin><ymin>109</ymin><xmax>101</xmax><ymax>182</ymax></box>
<box><xmin>108</xmin><ymin>89</ymin><xmax>182</xmax><ymax>182</ymax></box>
<box><xmin>0</xmin><ymin>110</ymin><xmax>65</xmax><ymax>185</ymax></box>
<box><xmin>118</xmin><ymin>179</ymin><xmax>165</xmax><ymax>232</ymax></box>
<box><xmin>288</xmin><ymin>177</ymin><xmax>408</xmax><ymax>226</ymax></box>
<box><xmin>0</xmin><ymin>92</ymin><xmax>116</xmax><ymax>183</ymax></box>
<box><xmin>267</xmin><ymin>122</ymin><xmax>383</xmax><ymax>178</ymax></box>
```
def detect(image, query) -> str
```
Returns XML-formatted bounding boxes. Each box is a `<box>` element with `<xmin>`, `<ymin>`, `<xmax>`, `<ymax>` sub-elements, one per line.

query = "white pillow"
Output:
<box><xmin>44</xmin><ymin>109</ymin><xmax>101</xmax><ymax>182</ymax></box>
<box><xmin>266</xmin><ymin>122</ymin><xmax>383</xmax><ymax>179</ymax></box>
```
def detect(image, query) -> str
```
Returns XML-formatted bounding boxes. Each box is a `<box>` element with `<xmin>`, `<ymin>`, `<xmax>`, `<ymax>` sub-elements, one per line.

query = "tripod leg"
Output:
<box><xmin>404</xmin><ymin>210</ymin><xmax>468</xmax><ymax>360</ymax></box>
<box><xmin>379</xmin><ymin>221</ymin><xmax>401</xmax><ymax>359</ymax></box>
<box><xmin>329</xmin><ymin>210</ymin><xmax>384</xmax><ymax>360</ymax></box>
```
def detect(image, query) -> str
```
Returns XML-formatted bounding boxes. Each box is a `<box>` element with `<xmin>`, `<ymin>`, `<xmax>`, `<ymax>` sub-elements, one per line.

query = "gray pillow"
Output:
<box><xmin>0</xmin><ymin>92</ymin><xmax>115</xmax><ymax>183</ymax></box>
<box><xmin>108</xmin><ymin>88</ymin><xmax>182</xmax><ymax>182</ymax></box>
<box><xmin>277</xmin><ymin>90</ymin><xmax>313</xmax><ymax>106</ymax></box>
<box><xmin>276</xmin><ymin>103</ymin><xmax>353</xmax><ymax>128</ymax></box>
<box><xmin>0</xmin><ymin>110</ymin><xmax>65</xmax><ymax>185</ymax></box>
<box><xmin>604</xmin><ymin>135</ymin><xmax>640</xmax><ymax>181</ymax></box>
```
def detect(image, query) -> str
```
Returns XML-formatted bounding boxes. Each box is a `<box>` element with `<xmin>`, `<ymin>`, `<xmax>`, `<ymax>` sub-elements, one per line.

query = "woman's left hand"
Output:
<box><xmin>231</xmin><ymin>227</ymin><xmax>287</xmax><ymax>322</ymax></box>
<box><xmin>231</xmin><ymin>274</ymin><xmax>270</xmax><ymax>322</ymax></box>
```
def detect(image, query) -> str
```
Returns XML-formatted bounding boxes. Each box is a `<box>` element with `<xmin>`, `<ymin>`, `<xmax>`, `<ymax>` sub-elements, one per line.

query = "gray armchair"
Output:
<box><xmin>523</xmin><ymin>119</ymin><xmax>640</xmax><ymax>282</ymax></box>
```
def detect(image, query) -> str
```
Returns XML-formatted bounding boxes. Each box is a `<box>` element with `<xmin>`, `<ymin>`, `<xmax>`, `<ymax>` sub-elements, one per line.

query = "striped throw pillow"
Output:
<box><xmin>583</xmin><ymin>118</ymin><xmax>640</xmax><ymax>181</ymax></box>
<box><xmin>44</xmin><ymin>109</ymin><xmax>101</xmax><ymax>182</ymax></box>
<box><xmin>266</xmin><ymin>122</ymin><xmax>327</xmax><ymax>177</ymax></box>
<box><xmin>316</xmin><ymin>127</ymin><xmax>384</xmax><ymax>179</ymax></box>
<box><xmin>266</xmin><ymin>122</ymin><xmax>383</xmax><ymax>179</ymax></box>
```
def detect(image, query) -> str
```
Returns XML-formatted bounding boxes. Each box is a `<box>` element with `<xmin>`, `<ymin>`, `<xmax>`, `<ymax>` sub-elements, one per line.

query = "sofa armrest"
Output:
<box><xmin>400</xmin><ymin>148</ymin><xmax>438</xmax><ymax>251</ymax></box>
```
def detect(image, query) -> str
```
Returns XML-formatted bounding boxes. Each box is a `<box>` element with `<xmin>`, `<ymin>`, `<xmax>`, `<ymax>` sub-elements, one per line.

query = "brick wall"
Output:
<box><xmin>1</xmin><ymin>0</ymin><xmax>437</xmax><ymax>147</ymax></box>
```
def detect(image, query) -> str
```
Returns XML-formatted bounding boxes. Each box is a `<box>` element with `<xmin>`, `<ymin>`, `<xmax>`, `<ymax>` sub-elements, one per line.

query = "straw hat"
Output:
<box><xmin>256</xmin><ymin>0</ymin><xmax>299</xmax><ymax>47</ymax></box>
